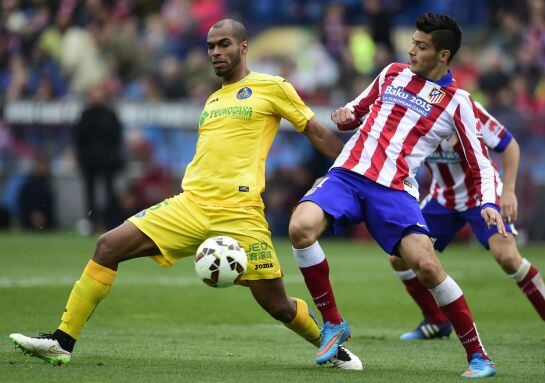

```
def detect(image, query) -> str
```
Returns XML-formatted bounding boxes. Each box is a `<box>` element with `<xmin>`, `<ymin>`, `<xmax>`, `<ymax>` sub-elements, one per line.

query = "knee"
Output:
<box><xmin>492</xmin><ymin>248</ymin><xmax>520</xmax><ymax>274</ymax></box>
<box><xmin>289</xmin><ymin>217</ymin><xmax>319</xmax><ymax>249</ymax></box>
<box><xmin>93</xmin><ymin>231</ymin><xmax>118</xmax><ymax>266</ymax></box>
<box><xmin>489</xmin><ymin>235</ymin><xmax>520</xmax><ymax>274</ymax></box>
<box><xmin>389</xmin><ymin>255</ymin><xmax>409</xmax><ymax>271</ymax></box>
<box><xmin>412</xmin><ymin>256</ymin><xmax>444</xmax><ymax>286</ymax></box>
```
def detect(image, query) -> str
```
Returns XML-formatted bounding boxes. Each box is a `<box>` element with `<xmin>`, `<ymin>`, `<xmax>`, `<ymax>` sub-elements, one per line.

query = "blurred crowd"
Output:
<box><xmin>1</xmin><ymin>0</ymin><xmax>545</xmax><ymax>240</ymax></box>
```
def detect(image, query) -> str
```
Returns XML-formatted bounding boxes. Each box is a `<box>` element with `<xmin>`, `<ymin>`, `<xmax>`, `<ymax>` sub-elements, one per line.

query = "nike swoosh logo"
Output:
<box><xmin>312</xmin><ymin>292</ymin><xmax>328</xmax><ymax>301</ymax></box>
<box><xmin>316</xmin><ymin>330</ymin><xmax>344</xmax><ymax>357</ymax></box>
<box><xmin>48</xmin><ymin>346</ymin><xmax>68</xmax><ymax>355</ymax></box>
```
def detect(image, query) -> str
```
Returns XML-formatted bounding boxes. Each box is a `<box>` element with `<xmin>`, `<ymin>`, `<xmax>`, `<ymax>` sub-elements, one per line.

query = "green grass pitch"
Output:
<box><xmin>1</xmin><ymin>232</ymin><xmax>544</xmax><ymax>382</ymax></box>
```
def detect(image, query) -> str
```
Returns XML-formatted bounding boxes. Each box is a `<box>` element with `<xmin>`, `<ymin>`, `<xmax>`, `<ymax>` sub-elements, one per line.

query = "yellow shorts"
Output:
<box><xmin>127</xmin><ymin>193</ymin><xmax>282</xmax><ymax>282</ymax></box>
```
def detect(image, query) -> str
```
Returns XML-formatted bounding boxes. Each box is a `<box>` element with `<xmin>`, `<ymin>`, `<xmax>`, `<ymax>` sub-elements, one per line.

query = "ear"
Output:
<box><xmin>240</xmin><ymin>40</ymin><xmax>248</xmax><ymax>56</ymax></box>
<box><xmin>439</xmin><ymin>49</ymin><xmax>451</xmax><ymax>64</ymax></box>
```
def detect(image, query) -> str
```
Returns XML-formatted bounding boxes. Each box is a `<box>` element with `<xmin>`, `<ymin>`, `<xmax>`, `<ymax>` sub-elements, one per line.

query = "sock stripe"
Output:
<box><xmin>85</xmin><ymin>260</ymin><xmax>116</xmax><ymax>285</ymax></box>
<box><xmin>395</xmin><ymin>269</ymin><xmax>417</xmax><ymax>281</ymax></box>
<box><xmin>430</xmin><ymin>276</ymin><xmax>463</xmax><ymax>306</ymax></box>
<box><xmin>293</xmin><ymin>242</ymin><xmax>326</xmax><ymax>268</ymax></box>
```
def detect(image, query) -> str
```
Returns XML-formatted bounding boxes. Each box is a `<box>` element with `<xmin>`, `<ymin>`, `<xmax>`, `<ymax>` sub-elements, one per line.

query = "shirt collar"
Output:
<box><xmin>434</xmin><ymin>70</ymin><xmax>453</xmax><ymax>87</ymax></box>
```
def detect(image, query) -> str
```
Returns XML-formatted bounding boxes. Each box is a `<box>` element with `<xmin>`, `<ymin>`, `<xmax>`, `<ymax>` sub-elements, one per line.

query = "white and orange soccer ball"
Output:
<box><xmin>194</xmin><ymin>236</ymin><xmax>247</xmax><ymax>288</ymax></box>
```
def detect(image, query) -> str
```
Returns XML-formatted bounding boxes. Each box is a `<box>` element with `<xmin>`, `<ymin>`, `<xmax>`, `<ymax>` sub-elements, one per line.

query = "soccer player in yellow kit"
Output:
<box><xmin>9</xmin><ymin>19</ymin><xmax>362</xmax><ymax>370</ymax></box>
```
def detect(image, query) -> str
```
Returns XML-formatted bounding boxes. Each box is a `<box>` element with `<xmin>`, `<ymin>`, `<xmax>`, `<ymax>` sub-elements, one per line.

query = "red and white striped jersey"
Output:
<box><xmin>426</xmin><ymin>102</ymin><xmax>513</xmax><ymax>211</ymax></box>
<box><xmin>332</xmin><ymin>62</ymin><xmax>499</xmax><ymax>206</ymax></box>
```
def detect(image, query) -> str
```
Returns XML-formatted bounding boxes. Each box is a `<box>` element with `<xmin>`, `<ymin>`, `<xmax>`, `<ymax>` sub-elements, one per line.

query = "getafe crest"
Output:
<box><xmin>237</xmin><ymin>87</ymin><xmax>252</xmax><ymax>100</ymax></box>
<box><xmin>427</xmin><ymin>87</ymin><xmax>445</xmax><ymax>104</ymax></box>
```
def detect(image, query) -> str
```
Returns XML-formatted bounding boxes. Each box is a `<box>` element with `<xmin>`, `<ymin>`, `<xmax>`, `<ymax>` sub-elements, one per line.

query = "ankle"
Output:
<box><xmin>53</xmin><ymin>329</ymin><xmax>76</xmax><ymax>352</ymax></box>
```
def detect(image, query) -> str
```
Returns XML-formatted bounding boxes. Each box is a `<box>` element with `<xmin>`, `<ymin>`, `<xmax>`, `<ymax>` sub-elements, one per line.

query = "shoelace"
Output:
<box><xmin>37</xmin><ymin>332</ymin><xmax>54</xmax><ymax>339</ymax></box>
<box><xmin>322</xmin><ymin>322</ymin><xmax>335</xmax><ymax>336</ymax></box>
<box><xmin>469</xmin><ymin>356</ymin><xmax>490</xmax><ymax>371</ymax></box>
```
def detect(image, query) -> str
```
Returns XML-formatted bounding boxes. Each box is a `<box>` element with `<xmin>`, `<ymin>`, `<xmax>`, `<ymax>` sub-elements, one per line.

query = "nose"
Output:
<box><xmin>408</xmin><ymin>46</ymin><xmax>415</xmax><ymax>57</ymax></box>
<box><xmin>211</xmin><ymin>46</ymin><xmax>222</xmax><ymax>57</ymax></box>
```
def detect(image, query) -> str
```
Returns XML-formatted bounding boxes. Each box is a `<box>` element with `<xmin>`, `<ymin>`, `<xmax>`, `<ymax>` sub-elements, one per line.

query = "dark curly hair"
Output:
<box><xmin>416</xmin><ymin>13</ymin><xmax>462</xmax><ymax>63</ymax></box>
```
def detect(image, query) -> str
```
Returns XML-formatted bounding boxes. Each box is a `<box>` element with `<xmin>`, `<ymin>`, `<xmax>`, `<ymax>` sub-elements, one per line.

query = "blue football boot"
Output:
<box><xmin>400</xmin><ymin>319</ymin><xmax>452</xmax><ymax>340</ymax></box>
<box><xmin>461</xmin><ymin>353</ymin><xmax>496</xmax><ymax>378</ymax></box>
<box><xmin>316</xmin><ymin>320</ymin><xmax>351</xmax><ymax>364</ymax></box>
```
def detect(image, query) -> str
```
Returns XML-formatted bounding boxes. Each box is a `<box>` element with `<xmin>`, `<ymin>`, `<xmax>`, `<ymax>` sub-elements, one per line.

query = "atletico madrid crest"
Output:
<box><xmin>427</xmin><ymin>87</ymin><xmax>445</xmax><ymax>104</ymax></box>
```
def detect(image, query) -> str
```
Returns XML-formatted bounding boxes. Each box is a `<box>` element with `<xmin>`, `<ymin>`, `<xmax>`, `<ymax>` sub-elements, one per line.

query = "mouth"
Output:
<box><xmin>213</xmin><ymin>61</ymin><xmax>227</xmax><ymax>68</ymax></box>
<box><xmin>409</xmin><ymin>59</ymin><xmax>417</xmax><ymax>65</ymax></box>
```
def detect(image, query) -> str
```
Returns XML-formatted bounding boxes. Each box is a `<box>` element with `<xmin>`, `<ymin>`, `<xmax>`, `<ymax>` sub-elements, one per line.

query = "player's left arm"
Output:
<box><xmin>499</xmin><ymin>138</ymin><xmax>520</xmax><ymax>222</ymax></box>
<box><xmin>303</xmin><ymin>117</ymin><xmax>344</xmax><ymax>160</ymax></box>
<box><xmin>453</xmin><ymin>95</ymin><xmax>506</xmax><ymax>237</ymax></box>
<box><xmin>477</xmin><ymin>101</ymin><xmax>520</xmax><ymax>222</ymax></box>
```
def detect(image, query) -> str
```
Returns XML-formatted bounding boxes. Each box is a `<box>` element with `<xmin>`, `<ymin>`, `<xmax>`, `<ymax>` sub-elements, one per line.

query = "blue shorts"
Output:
<box><xmin>299</xmin><ymin>167</ymin><xmax>431</xmax><ymax>255</ymax></box>
<box><xmin>421</xmin><ymin>197</ymin><xmax>514</xmax><ymax>251</ymax></box>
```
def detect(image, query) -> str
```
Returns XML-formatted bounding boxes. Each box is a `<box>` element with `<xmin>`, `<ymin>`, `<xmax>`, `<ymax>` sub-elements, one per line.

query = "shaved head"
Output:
<box><xmin>210</xmin><ymin>19</ymin><xmax>247</xmax><ymax>43</ymax></box>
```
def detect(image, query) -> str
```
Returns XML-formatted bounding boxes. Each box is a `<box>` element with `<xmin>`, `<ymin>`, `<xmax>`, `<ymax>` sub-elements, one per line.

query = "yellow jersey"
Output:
<box><xmin>182</xmin><ymin>71</ymin><xmax>314</xmax><ymax>208</ymax></box>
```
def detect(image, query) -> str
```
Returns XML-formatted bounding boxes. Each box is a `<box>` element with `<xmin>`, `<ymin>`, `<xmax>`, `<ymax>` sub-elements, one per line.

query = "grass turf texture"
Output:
<box><xmin>1</xmin><ymin>232</ymin><xmax>544</xmax><ymax>382</ymax></box>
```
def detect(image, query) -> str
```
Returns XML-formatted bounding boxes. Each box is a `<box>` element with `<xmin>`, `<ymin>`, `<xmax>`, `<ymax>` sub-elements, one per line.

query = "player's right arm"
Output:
<box><xmin>271</xmin><ymin>77</ymin><xmax>344</xmax><ymax>160</ymax></box>
<box><xmin>332</xmin><ymin>63</ymin><xmax>394</xmax><ymax>130</ymax></box>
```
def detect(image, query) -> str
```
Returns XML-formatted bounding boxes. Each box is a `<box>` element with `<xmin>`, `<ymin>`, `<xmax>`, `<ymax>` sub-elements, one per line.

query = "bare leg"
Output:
<box><xmin>248</xmin><ymin>278</ymin><xmax>322</xmax><ymax>346</ymax></box>
<box><xmin>489</xmin><ymin>233</ymin><xmax>545</xmax><ymax>320</ymax></box>
<box><xmin>92</xmin><ymin>221</ymin><xmax>160</xmax><ymax>270</ymax></box>
<box><xmin>248</xmin><ymin>278</ymin><xmax>296</xmax><ymax>323</ymax></box>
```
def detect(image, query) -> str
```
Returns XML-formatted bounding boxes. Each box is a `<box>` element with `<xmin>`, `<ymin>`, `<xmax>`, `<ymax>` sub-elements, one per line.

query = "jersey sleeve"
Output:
<box><xmin>452</xmin><ymin>94</ymin><xmax>500</xmax><ymax>208</ymax></box>
<box><xmin>337</xmin><ymin>63</ymin><xmax>394</xmax><ymax>131</ymax></box>
<box><xmin>474</xmin><ymin>101</ymin><xmax>513</xmax><ymax>153</ymax></box>
<box><xmin>272</xmin><ymin>78</ymin><xmax>314</xmax><ymax>132</ymax></box>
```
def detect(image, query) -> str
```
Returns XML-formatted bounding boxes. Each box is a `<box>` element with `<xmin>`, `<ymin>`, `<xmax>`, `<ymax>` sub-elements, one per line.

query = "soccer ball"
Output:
<box><xmin>194</xmin><ymin>236</ymin><xmax>247</xmax><ymax>288</ymax></box>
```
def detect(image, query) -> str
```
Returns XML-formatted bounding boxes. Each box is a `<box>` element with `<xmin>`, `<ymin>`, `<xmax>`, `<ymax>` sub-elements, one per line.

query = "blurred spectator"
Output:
<box><xmin>133</xmin><ymin>163</ymin><xmax>175</xmax><ymax>209</ymax></box>
<box><xmin>363</xmin><ymin>0</ymin><xmax>396</xmax><ymax>54</ymax></box>
<box><xmin>17</xmin><ymin>153</ymin><xmax>56</xmax><ymax>231</ymax></box>
<box><xmin>73</xmin><ymin>83</ymin><xmax>123</xmax><ymax>229</ymax></box>
<box><xmin>157</xmin><ymin>55</ymin><xmax>186</xmax><ymax>100</ymax></box>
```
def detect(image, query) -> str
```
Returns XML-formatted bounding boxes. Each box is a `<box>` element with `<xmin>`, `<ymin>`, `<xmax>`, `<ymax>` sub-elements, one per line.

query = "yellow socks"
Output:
<box><xmin>284</xmin><ymin>298</ymin><xmax>322</xmax><ymax>347</ymax></box>
<box><xmin>58</xmin><ymin>260</ymin><xmax>117</xmax><ymax>339</ymax></box>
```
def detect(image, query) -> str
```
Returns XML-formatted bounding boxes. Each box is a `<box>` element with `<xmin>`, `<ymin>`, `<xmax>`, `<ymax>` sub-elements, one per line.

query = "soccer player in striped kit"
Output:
<box><xmin>391</xmin><ymin>101</ymin><xmax>545</xmax><ymax>340</ymax></box>
<box><xmin>289</xmin><ymin>13</ymin><xmax>504</xmax><ymax>378</ymax></box>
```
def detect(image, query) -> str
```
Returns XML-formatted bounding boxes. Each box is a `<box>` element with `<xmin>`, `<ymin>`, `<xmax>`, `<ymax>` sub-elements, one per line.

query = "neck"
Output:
<box><xmin>222</xmin><ymin>64</ymin><xmax>250</xmax><ymax>86</ymax></box>
<box><xmin>420</xmin><ymin>65</ymin><xmax>448</xmax><ymax>82</ymax></box>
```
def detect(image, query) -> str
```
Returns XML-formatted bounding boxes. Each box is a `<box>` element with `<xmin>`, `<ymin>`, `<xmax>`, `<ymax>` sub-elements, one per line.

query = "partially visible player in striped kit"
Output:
<box><xmin>289</xmin><ymin>13</ymin><xmax>504</xmax><ymax>378</ymax></box>
<box><xmin>390</xmin><ymin>101</ymin><xmax>545</xmax><ymax>340</ymax></box>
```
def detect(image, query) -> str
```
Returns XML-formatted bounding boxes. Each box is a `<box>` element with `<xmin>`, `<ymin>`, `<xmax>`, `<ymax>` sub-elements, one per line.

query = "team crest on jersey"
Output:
<box><xmin>427</xmin><ymin>87</ymin><xmax>445</xmax><ymax>104</ymax></box>
<box><xmin>237</xmin><ymin>87</ymin><xmax>252</xmax><ymax>100</ymax></box>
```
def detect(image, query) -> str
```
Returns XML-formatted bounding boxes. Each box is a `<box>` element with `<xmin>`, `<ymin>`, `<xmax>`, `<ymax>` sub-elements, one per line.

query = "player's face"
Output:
<box><xmin>207</xmin><ymin>27</ymin><xmax>246</xmax><ymax>78</ymax></box>
<box><xmin>408</xmin><ymin>31</ymin><xmax>443</xmax><ymax>77</ymax></box>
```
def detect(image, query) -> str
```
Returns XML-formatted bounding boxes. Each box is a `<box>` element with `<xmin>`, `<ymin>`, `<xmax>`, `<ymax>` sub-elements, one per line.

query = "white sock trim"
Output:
<box><xmin>430</xmin><ymin>275</ymin><xmax>463</xmax><ymax>306</ymax></box>
<box><xmin>394</xmin><ymin>269</ymin><xmax>417</xmax><ymax>281</ymax></box>
<box><xmin>292</xmin><ymin>241</ymin><xmax>326</xmax><ymax>268</ymax></box>
<box><xmin>509</xmin><ymin>258</ymin><xmax>531</xmax><ymax>283</ymax></box>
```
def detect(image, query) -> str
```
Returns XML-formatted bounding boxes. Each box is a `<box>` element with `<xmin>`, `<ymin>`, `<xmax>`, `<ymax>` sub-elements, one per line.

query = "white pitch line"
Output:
<box><xmin>0</xmin><ymin>270</ymin><xmax>461</xmax><ymax>288</ymax></box>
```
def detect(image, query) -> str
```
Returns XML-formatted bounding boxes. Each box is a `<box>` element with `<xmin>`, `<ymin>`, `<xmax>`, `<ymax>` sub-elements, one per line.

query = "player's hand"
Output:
<box><xmin>500</xmin><ymin>190</ymin><xmax>518</xmax><ymax>223</ymax></box>
<box><xmin>331</xmin><ymin>107</ymin><xmax>355</xmax><ymax>125</ymax></box>
<box><xmin>481</xmin><ymin>207</ymin><xmax>507</xmax><ymax>238</ymax></box>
